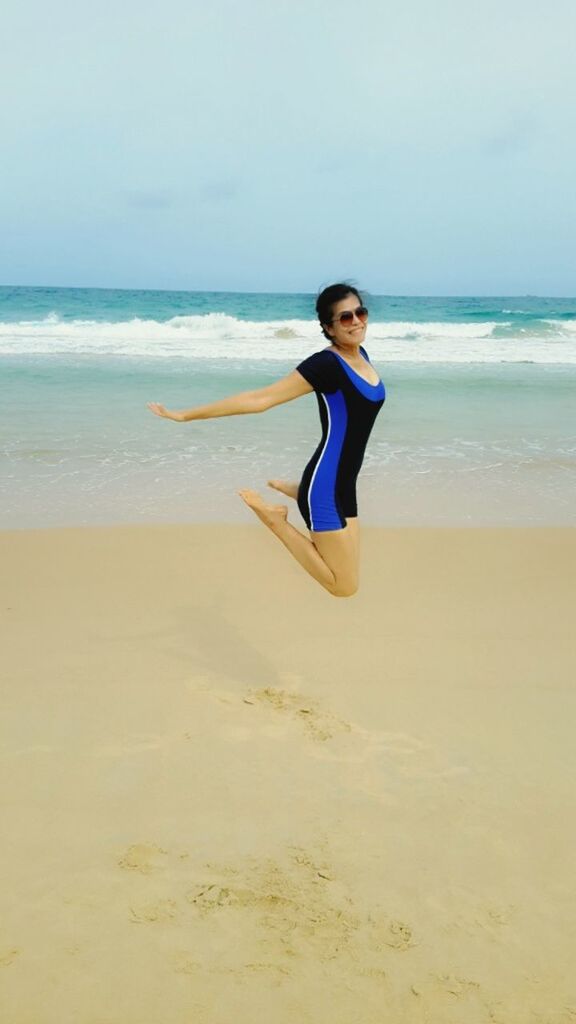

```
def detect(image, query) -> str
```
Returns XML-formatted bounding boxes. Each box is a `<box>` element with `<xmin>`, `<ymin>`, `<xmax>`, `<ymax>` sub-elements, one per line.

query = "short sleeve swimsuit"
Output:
<box><xmin>295</xmin><ymin>345</ymin><xmax>385</xmax><ymax>532</ymax></box>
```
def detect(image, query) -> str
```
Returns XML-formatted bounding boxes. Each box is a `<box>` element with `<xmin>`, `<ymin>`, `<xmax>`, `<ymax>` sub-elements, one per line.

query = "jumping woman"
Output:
<box><xmin>147</xmin><ymin>283</ymin><xmax>385</xmax><ymax>598</ymax></box>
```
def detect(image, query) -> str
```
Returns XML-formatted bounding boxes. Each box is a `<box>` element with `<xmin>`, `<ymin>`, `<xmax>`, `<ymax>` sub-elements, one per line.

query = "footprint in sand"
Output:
<box><xmin>179</xmin><ymin>843</ymin><xmax>412</xmax><ymax>975</ymax></box>
<box><xmin>186</xmin><ymin>677</ymin><xmax>352</xmax><ymax>743</ymax></box>
<box><xmin>118</xmin><ymin>843</ymin><xmax>195</xmax><ymax>929</ymax></box>
<box><xmin>129</xmin><ymin>899</ymin><xmax>179</xmax><ymax>924</ymax></box>
<box><xmin>381</xmin><ymin>918</ymin><xmax>415</xmax><ymax>951</ymax></box>
<box><xmin>433</xmin><ymin>973</ymin><xmax>481</xmax><ymax>998</ymax></box>
<box><xmin>118</xmin><ymin>843</ymin><xmax>169</xmax><ymax>875</ymax></box>
<box><xmin>410</xmin><ymin>973</ymin><xmax>481</xmax><ymax>1001</ymax></box>
<box><xmin>361</xmin><ymin>911</ymin><xmax>416</xmax><ymax>952</ymax></box>
<box><xmin>186</xmin><ymin>677</ymin><xmax>466</xmax><ymax>782</ymax></box>
<box><xmin>186</xmin><ymin>883</ymin><xmax>254</xmax><ymax>912</ymax></box>
<box><xmin>182</xmin><ymin>844</ymin><xmax>355</xmax><ymax>962</ymax></box>
<box><xmin>116</xmin><ymin>839</ymin><xmax>414</xmax><ymax>980</ymax></box>
<box><xmin>244</xmin><ymin>687</ymin><xmax>352</xmax><ymax>742</ymax></box>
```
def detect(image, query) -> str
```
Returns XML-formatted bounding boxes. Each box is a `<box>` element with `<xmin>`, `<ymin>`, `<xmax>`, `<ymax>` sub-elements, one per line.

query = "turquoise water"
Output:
<box><xmin>1</xmin><ymin>286</ymin><xmax>575</xmax><ymax>528</ymax></box>
<box><xmin>2</xmin><ymin>285</ymin><xmax>576</xmax><ymax>328</ymax></box>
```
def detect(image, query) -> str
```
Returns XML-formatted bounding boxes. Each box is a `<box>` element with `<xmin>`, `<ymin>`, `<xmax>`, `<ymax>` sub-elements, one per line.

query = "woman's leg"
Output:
<box><xmin>237</xmin><ymin>489</ymin><xmax>359</xmax><ymax>597</ymax></box>
<box><xmin>268</xmin><ymin>479</ymin><xmax>299</xmax><ymax>500</ymax></box>
<box><xmin>345</xmin><ymin>515</ymin><xmax>360</xmax><ymax>565</ymax></box>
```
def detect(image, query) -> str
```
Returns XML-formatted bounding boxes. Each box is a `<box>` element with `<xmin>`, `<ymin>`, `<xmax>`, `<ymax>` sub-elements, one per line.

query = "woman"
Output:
<box><xmin>147</xmin><ymin>283</ymin><xmax>385</xmax><ymax>597</ymax></box>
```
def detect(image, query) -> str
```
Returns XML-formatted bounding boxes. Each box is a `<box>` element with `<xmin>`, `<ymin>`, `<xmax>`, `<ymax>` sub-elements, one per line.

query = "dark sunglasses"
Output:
<box><xmin>329</xmin><ymin>305</ymin><xmax>369</xmax><ymax>326</ymax></box>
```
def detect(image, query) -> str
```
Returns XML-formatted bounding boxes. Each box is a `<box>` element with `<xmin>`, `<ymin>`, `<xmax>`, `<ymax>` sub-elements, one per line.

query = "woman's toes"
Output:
<box><xmin>238</xmin><ymin>488</ymin><xmax>288</xmax><ymax>526</ymax></box>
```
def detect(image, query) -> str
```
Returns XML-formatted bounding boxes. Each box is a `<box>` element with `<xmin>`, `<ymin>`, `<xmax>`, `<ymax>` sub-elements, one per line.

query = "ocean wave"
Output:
<box><xmin>1</xmin><ymin>313</ymin><xmax>576</xmax><ymax>363</ymax></box>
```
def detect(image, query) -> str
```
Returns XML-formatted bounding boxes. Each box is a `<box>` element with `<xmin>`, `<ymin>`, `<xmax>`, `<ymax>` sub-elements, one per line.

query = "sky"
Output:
<box><xmin>1</xmin><ymin>0</ymin><xmax>576</xmax><ymax>295</ymax></box>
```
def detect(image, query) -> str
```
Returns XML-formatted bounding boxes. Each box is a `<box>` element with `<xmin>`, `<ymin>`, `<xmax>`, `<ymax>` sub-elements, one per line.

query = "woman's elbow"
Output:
<box><xmin>251</xmin><ymin>391</ymin><xmax>273</xmax><ymax>413</ymax></box>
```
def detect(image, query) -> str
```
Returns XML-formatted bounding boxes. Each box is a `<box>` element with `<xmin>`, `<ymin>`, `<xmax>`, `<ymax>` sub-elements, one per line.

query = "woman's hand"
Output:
<box><xmin>147</xmin><ymin>402</ymin><xmax>182</xmax><ymax>421</ymax></box>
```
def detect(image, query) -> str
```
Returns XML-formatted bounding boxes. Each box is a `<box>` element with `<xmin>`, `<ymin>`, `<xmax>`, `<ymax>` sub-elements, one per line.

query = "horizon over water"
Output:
<box><xmin>1</xmin><ymin>284</ymin><xmax>575</xmax><ymax>529</ymax></box>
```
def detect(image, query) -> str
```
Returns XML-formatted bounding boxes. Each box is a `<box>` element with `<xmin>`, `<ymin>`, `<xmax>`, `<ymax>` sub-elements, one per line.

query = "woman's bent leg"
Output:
<box><xmin>237</xmin><ymin>489</ymin><xmax>359</xmax><ymax>597</ymax></box>
<box><xmin>310</xmin><ymin>524</ymin><xmax>359</xmax><ymax>597</ymax></box>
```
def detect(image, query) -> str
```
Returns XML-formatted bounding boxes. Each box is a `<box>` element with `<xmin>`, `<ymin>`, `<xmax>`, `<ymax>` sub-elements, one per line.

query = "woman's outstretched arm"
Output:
<box><xmin>147</xmin><ymin>369</ymin><xmax>312</xmax><ymax>422</ymax></box>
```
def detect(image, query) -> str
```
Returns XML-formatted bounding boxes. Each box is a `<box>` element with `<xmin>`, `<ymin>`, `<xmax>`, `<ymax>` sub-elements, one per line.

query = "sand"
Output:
<box><xmin>1</xmin><ymin>524</ymin><xmax>575</xmax><ymax>1023</ymax></box>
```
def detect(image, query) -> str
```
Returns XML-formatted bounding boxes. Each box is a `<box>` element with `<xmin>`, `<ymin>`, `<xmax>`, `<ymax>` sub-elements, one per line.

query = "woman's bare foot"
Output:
<box><xmin>267</xmin><ymin>479</ymin><xmax>299</xmax><ymax>500</ymax></box>
<box><xmin>238</xmin><ymin>489</ymin><xmax>289</xmax><ymax>531</ymax></box>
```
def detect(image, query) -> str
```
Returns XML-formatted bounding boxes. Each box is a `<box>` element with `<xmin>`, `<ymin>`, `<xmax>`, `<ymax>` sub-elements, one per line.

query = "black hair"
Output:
<box><xmin>316</xmin><ymin>282</ymin><xmax>364</xmax><ymax>341</ymax></box>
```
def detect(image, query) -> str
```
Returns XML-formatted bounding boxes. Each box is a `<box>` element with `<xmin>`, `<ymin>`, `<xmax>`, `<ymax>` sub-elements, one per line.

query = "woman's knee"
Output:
<box><xmin>311</xmin><ymin>527</ymin><xmax>358</xmax><ymax>597</ymax></box>
<box><xmin>329</xmin><ymin>577</ymin><xmax>358</xmax><ymax>598</ymax></box>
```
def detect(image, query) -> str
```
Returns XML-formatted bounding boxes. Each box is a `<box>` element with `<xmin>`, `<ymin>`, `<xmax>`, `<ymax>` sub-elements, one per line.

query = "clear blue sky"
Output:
<box><xmin>2</xmin><ymin>0</ymin><xmax>575</xmax><ymax>295</ymax></box>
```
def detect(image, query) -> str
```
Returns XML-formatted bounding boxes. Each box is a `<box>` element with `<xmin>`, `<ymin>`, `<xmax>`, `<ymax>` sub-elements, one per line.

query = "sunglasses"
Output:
<box><xmin>329</xmin><ymin>305</ymin><xmax>369</xmax><ymax>326</ymax></box>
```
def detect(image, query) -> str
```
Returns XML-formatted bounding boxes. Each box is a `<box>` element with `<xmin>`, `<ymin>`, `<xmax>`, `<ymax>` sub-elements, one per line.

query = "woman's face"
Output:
<box><xmin>325</xmin><ymin>293</ymin><xmax>367</xmax><ymax>348</ymax></box>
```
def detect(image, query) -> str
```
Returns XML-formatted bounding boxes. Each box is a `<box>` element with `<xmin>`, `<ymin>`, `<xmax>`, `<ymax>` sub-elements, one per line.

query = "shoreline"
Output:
<box><xmin>2</xmin><ymin>519</ymin><xmax>575</xmax><ymax>532</ymax></box>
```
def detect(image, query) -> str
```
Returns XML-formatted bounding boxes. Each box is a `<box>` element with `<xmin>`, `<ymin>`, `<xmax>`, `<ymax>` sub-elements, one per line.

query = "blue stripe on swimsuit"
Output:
<box><xmin>295</xmin><ymin>346</ymin><xmax>385</xmax><ymax>532</ymax></box>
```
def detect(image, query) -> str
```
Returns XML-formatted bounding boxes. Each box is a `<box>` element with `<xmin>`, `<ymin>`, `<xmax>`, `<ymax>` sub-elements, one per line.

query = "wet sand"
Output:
<box><xmin>1</xmin><ymin>524</ymin><xmax>575</xmax><ymax>1023</ymax></box>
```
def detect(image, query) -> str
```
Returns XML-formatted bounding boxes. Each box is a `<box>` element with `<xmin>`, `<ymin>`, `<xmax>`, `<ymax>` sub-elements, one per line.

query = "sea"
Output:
<box><xmin>1</xmin><ymin>285</ymin><xmax>575</xmax><ymax>529</ymax></box>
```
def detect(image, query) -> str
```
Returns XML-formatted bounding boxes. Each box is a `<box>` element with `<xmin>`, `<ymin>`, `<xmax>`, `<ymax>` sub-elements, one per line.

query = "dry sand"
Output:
<box><xmin>1</xmin><ymin>524</ymin><xmax>575</xmax><ymax>1023</ymax></box>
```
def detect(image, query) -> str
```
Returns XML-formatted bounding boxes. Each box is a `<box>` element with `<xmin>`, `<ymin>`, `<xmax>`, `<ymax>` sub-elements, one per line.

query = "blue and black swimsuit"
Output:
<box><xmin>295</xmin><ymin>345</ymin><xmax>385</xmax><ymax>532</ymax></box>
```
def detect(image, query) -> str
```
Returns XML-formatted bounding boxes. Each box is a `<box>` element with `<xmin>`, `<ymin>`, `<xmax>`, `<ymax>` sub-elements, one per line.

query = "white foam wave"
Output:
<box><xmin>1</xmin><ymin>313</ymin><xmax>576</xmax><ymax>363</ymax></box>
<box><xmin>543</xmin><ymin>318</ymin><xmax>576</xmax><ymax>332</ymax></box>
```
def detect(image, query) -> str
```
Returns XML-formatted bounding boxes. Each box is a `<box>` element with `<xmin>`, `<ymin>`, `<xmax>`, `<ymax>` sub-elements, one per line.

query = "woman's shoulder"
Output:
<box><xmin>295</xmin><ymin>348</ymin><xmax>339</xmax><ymax>392</ymax></box>
<box><xmin>299</xmin><ymin>346</ymin><xmax>333</xmax><ymax>358</ymax></box>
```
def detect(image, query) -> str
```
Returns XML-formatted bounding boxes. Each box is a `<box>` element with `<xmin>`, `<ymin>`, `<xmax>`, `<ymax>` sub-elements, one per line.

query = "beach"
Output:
<box><xmin>2</xmin><ymin>522</ymin><xmax>575</xmax><ymax>1023</ymax></box>
<box><xmin>4</xmin><ymin>0</ymin><xmax>576</xmax><ymax>1006</ymax></box>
